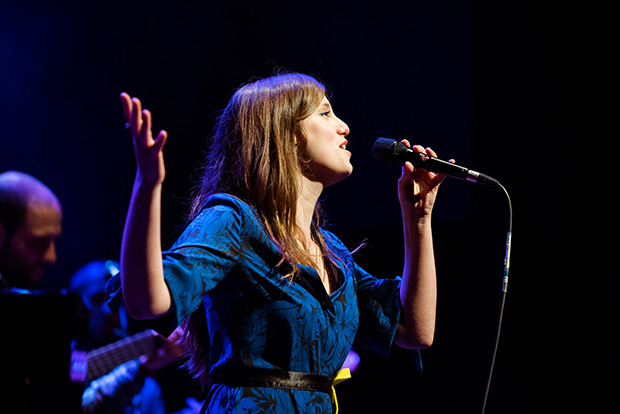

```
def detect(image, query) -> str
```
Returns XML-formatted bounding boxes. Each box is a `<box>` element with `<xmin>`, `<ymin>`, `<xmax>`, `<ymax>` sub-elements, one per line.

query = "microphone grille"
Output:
<box><xmin>372</xmin><ymin>138</ymin><xmax>399</xmax><ymax>165</ymax></box>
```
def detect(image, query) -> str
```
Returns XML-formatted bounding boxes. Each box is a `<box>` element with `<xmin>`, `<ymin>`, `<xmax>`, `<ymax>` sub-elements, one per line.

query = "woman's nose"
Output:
<box><xmin>338</xmin><ymin>120</ymin><xmax>350</xmax><ymax>136</ymax></box>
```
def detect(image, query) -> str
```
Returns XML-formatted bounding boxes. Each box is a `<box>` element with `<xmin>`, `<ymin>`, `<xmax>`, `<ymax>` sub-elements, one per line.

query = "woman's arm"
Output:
<box><xmin>120</xmin><ymin>93</ymin><xmax>171</xmax><ymax>319</ymax></box>
<box><xmin>393</xmin><ymin>141</ymin><xmax>450</xmax><ymax>349</ymax></box>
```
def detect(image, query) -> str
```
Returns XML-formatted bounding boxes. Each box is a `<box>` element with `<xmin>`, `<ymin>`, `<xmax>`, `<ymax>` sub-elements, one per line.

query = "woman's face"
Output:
<box><xmin>299</xmin><ymin>96</ymin><xmax>352</xmax><ymax>187</ymax></box>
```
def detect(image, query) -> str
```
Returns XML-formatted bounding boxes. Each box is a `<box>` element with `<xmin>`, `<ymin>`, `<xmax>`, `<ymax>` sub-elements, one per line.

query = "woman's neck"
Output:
<box><xmin>297</xmin><ymin>175</ymin><xmax>335</xmax><ymax>294</ymax></box>
<box><xmin>296</xmin><ymin>175</ymin><xmax>324</xmax><ymax>244</ymax></box>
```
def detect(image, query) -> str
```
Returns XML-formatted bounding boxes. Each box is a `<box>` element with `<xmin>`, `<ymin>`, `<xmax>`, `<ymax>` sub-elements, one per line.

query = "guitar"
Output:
<box><xmin>70</xmin><ymin>329</ymin><xmax>163</xmax><ymax>382</ymax></box>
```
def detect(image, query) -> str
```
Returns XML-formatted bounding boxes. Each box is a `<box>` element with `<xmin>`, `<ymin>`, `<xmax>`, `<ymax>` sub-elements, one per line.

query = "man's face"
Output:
<box><xmin>0</xmin><ymin>202</ymin><xmax>62</xmax><ymax>288</ymax></box>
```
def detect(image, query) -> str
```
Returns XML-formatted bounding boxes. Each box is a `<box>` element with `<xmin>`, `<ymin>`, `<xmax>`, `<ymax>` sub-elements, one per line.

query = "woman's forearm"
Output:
<box><xmin>120</xmin><ymin>174</ymin><xmax>171</xmax><ymax>319</ymax></box>
<box><xmin>395</xmin><ymin>215</ymin><xmax>437</xmax><ymax>349</ymax></box>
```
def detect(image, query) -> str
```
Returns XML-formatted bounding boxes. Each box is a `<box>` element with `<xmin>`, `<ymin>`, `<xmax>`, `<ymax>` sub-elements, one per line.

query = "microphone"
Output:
<box><xmin>372</xmin><ymin>137</ymin><xmax>499</xmax><ymax>186</ymax></box>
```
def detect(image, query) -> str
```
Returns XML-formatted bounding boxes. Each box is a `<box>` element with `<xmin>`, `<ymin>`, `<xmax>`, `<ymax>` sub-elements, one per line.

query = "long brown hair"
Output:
<box><xmin>188</xmin><ymin>72</ymin><xmax>329</xmax><ymax>269</ymax></box>
<box><xmin>182</xmin><ymin>72</ymin><xmax>340</xmax><ymax>388</ymax></box>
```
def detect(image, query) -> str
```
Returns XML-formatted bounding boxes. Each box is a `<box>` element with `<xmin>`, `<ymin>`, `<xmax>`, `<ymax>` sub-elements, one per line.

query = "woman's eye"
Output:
<box><xmin>320</xmin><ymin>111</ymin><xmax>331</xmax><ymax>117</ymax></box>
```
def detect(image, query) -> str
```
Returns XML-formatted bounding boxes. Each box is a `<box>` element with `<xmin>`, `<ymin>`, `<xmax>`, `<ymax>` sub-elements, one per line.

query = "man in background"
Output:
<box><xmin>0</xmin><ymin>170</ymin><xmax>62</xmax><ymax>290</ymax></box>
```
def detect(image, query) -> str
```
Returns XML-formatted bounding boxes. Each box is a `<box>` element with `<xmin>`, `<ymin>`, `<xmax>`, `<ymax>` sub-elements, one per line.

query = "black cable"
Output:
<box><xmin>481</xmin><ymin>182</ymin><xmax>513</xmax><ymax>414</ymax></box>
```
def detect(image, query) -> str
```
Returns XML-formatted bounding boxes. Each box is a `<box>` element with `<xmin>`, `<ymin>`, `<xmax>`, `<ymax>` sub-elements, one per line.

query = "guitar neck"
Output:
<box><xmin>84</xmin><ymin>329</ymin><xmax>162</xmax><ymax>381</ymax></box>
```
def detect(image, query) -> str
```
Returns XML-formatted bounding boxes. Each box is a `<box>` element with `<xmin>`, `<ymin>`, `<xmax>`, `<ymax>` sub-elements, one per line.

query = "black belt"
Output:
<box><xmin>211</xmin><ymin>367</ymin><xmax>334</xmax><ymax>394</ymax></box>
<box><xmin>201</xmin><ymin>367</ymin><xmax>340</xmax><ymax>414</ymax></box>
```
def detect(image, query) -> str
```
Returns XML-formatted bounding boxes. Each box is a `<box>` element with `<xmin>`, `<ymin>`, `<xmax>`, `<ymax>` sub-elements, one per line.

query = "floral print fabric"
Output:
<box><xmin>162</xmin><ymin>194</ymin><xmax>402</xmax><ymax>413</ymax></box>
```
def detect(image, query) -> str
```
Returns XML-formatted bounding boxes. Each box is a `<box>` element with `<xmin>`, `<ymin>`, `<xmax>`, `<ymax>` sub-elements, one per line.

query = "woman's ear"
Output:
<box><xmin>293</xmin><ymin>130</ymin><xmax>301</xmax><ymax>148</ymax></box>
<box><xmin>294</xmin><ymin>130</ymin><xmax>307</xmax><ymax>150</ymax></box>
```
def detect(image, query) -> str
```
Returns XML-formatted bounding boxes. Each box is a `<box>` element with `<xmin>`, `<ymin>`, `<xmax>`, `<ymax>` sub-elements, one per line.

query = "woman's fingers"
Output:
<box><xmin>121</xmin><ymin>93</ymin><xmax>158</xmax><ymax>149</ymax></box>
<box><xmin>130</xmin><ymin>97</ymin><xmax>143</xmax><ymax>139</ymax></box>
<box><xmin>154</xmin><ymin>129</ymin><xmax>168</xmax><ymax>152</ymax></box>
<box><xmin>120</xmin><ymin>92</ymin><xmax>145</xmax><ymax>143</ymax></box>
<box><xmin>119</xmin><ymin>93</ymin><xmax>167</xmax><ymax>185</ymax></box>
<box><xmin>120</xmin><ymin>92</ymin><xmax>132</xmax><ymax>121</ymax></box>
<box><xmin>140</xmin><ymin>108</ymin><xmax>168</xmax><ymax>152</ymax></box>
<box><xmin>120</xmin><ymin>93</ymin><xmax>167</xmax><ymax>151</ymax></box>
<box><xmin>141</xmin><ymin>108</ymin><xmax>152</xmax><ymax>142</ymax></box>
<box><xmin>425</xmin><ymin>147</ymin><xmax>437</xmax><ymax>158</ymax></box>
<box><xmin>398</xmin><ymin>141</ymin><xmax>454</xmax><ymax>187</ymax></box>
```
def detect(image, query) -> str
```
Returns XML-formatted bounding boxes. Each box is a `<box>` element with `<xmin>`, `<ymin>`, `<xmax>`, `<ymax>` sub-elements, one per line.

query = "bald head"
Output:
<box><xmin>0</xmin><ymin>171</ymin><xmax>62</xmax><ymax>289</ymax></box>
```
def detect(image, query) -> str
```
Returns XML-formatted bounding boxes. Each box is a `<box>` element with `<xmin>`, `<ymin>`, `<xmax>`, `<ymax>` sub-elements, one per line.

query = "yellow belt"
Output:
<box><xmin>331</xmin><ymin>368</ymin><xmax>351</xmax><ymax>414</ymax></box>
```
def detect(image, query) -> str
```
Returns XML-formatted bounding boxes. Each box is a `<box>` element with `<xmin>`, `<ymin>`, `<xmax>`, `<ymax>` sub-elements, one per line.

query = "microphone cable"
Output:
<box><xmin>481</xmin><ymin>182</ymin><xmax>513</xmax><ymax>414</ymax></box>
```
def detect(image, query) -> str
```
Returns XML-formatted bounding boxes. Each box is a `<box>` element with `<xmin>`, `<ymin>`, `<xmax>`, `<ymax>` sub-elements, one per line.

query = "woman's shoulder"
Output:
<box><xmin>195</xmin><ymin>193</ymin><xmax>260</xmax><ymax>222</ymax></box>
<box><xmin>202</xmin><ymin>193</ymin><xmax>251</xmax><ymax>212</ymax></box>
<box><xmin>169</xmin><ymin>194</ymin><xmax>258</xmax><ymax>249</ymax></box>
<box><xmin>187</xmin><ymin>193</ymin><xmax>264</xmax><ymax>235</ymax></box>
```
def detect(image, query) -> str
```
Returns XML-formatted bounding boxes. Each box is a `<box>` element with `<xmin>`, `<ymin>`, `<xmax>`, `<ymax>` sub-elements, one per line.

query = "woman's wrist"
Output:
<box><xmin>134</xmin><ymin>171</ymin><xmax>164</xmax><ymax>192</ymax></box>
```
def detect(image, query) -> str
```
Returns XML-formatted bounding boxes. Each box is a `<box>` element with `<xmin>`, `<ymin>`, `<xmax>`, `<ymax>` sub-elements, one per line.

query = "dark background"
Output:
<box><xmin>1</xmin><ymin>0</ymin><xmax>608</xmax><ymax>412</ymax></box>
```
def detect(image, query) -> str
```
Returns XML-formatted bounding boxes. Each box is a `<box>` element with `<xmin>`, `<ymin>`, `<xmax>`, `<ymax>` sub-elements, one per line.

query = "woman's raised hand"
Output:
<box><xmin>121</xmin><ymin>93</ymin><xmax>168</xmax><ymax>187</ymax></box>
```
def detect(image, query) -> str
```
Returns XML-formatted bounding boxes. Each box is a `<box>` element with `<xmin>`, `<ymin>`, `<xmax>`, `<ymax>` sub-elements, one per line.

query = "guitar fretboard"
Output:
<box><xmin>85</xmin><ymin>329</ymin><xmax>162</xmax><ymax>380</ymax></box>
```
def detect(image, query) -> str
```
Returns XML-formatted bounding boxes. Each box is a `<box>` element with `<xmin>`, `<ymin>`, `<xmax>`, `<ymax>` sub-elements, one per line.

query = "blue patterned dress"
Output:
<box><xmin>160</xmin><ymin>194</ymin><xmax>402</xmax><ymax>413</ymax></box>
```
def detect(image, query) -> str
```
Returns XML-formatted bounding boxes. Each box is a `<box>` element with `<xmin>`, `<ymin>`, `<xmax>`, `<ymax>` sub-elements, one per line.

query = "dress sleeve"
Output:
<box><xmin>353</xmin><ymin>263</ymin><xmax>402</xmax><ymax>357</ymax></box>
<box><xmin>162</xmin><ymin>205</ymin><xmax>241</xmax><ymax>326</ymax></box>
<box><xmin>105</xmin><ymin>200</ymin><xmax>242</xmax><ymax>325</ymax></box>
